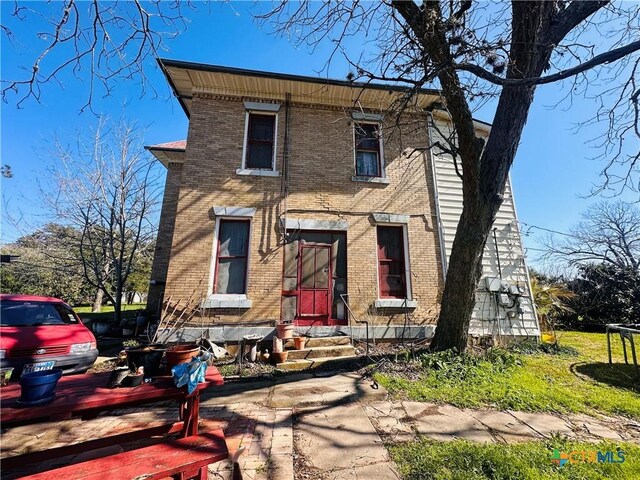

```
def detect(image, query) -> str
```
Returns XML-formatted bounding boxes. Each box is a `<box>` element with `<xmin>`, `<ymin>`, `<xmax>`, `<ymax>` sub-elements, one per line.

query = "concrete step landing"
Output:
<box><xmin>286</xmin><ymin>344</ymin><xmax>356</xmax><ymax>360</ymax></box>
<box><xmin>276</xmin><ymin>355</ymin><xmax>360</xmax><ymax>371</ymax></box>
<box><xmin>284</xmin><ymin>335</ymin><xmax>351</xmax><ymax>348</ymax></box>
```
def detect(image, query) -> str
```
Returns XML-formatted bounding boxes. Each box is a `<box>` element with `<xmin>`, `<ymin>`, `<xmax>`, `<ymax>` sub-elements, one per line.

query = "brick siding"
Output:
<box><xmin>157</xmin><ymin>94</ymin><xmax>444</xmax><ymax>326</ymax></box>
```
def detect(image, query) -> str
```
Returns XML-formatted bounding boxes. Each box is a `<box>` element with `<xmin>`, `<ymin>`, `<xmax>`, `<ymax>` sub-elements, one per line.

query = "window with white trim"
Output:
<box><xmin>354</xmin><ymin>123</ymin><xmax>383</xmax><ymax>177</ymax></box>
<box><xmin>238</xmin><ymin>102</ymin><xmax>280</xmax><ymax>177</ymax></box>
<box><xmin>245</xmin><ymin>113</ymin><xmax>276</xmax><ymax>170</ymax></box>
<box><xmin>214</xmin><ymin>219</ymin><xmax>250</xmax><ymax>294</ymax></box>
<box><xmin>376</xmin><ymin>225</ymin><xmax>406</xmax><ymax>298</ymax></box>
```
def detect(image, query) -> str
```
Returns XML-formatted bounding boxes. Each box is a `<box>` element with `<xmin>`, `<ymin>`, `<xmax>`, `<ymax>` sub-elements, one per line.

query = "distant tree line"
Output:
<box><xmin>1</xmin><ymin>223</ymin><xmax>153</xmax><ymax>309</ymax></box>
<box><xmin>533</xmin><ymin>201</ymin><xmax>640</xmax><ymax>327</ymax></box>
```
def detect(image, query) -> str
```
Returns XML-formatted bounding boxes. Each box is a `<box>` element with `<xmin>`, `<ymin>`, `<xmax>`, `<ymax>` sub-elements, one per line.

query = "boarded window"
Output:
<box><xmin>215</xmin><ymin>220</ymin><xmax>250</xmax><ymax>294</ymax></box>
<box><xmin>246</xmin><ymin>113</ymin><xmax>275</xmax><ymax>169</ymax></box>
<box><xmin>355</xmin><ymin>123</ymin><xmax>381</xmax><ymax>177</ymax></box>
<box><xmin>377</xmin><ymin>226</ymin><xmax>406</xmax><ymax>298</ymax></box>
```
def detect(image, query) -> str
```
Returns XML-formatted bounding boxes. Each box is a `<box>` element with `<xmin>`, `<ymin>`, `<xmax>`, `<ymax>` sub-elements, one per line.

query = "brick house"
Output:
<box><xmin>146</xmin><ymin>59</ymin><xmax>540</xmax><ymax>343</ymax></box>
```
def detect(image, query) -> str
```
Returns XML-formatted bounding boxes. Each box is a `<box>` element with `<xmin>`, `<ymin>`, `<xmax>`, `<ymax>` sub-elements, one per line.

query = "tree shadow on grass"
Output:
<box><xmin>572</xmin><ymin>362</ymin><xmax>639</xmax><ymax>392</ymax></box>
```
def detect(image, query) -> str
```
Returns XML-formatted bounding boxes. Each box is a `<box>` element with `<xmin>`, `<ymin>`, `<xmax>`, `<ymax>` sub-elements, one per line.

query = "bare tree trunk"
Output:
<box><xmin>92</xmin><ymin>288</ymin><xmax>103</xmax><ymax>313</ymax></box>
<box><xmin>431</xmin><ymin>82</ymin><xmax>540</xmax><ymax>351</ymax></box>
<box><xmin>430</xmin><ymin>210</ymin><xmax>491</xmax><ymax>351</ymax></box>
<box><xmin>114</xmin><ymin>285</ymin><xmax>123</xmax><ymax>325</ymax></box>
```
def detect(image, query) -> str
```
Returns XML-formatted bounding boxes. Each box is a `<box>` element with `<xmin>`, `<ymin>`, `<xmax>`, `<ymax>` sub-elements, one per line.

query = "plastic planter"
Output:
<box><xmin>19</xmin><ymin>369</ymin><xmax>63</xmax><ymax>403</ymax></box>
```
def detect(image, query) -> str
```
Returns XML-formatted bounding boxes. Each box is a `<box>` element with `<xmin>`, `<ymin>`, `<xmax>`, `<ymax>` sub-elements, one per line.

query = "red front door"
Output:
<box><xmin>298</xmin><ymin>245</ymin><xmax>331</xmax><ymax>320</ymax></box>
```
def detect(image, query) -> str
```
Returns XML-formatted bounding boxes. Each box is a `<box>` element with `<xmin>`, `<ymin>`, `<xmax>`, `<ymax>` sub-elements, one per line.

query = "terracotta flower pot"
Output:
<box><xmin>166</xmin><ymin>344</ymin><xmax>200</xmax><ymax>371</ymax></box>
<box><xmin>293</xmin><ymin>337</ymin><xmax>306</xmax><ymax>350</ymax></box>
<box><xmin>276</xmin><ymin>323</ymin><xmax>294</xmax><ymax>339</ymax></box>
<box><xmin>271</xmin><ymin>351</ymin><xmax>288</xmax><ymax>365</ymax></box>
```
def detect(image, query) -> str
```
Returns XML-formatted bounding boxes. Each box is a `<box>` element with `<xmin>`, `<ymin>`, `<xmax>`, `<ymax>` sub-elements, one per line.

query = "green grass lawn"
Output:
<box><xmin>73</xmin><ymin>303</ymin><xmax>146</xmax><ymax>314</ymax></box>
<box><xmin>74</xmin><ymin>303</ymin><xmax>146</xmax><ymax>324</ymax></box>
<box><xmin>391</xmin><ymin>437</ymin><xmax>640</xmax><ymax>480</ymax></box>
<box><xmin>376</xmin><ymin>331</ymin><xmax>640</xmax><ymax>419</ymax></box>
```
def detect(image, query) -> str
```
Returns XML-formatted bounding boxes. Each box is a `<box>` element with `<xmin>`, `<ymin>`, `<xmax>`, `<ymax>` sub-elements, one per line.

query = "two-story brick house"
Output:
<box><xmin>146</xmin><ymin>59</ymin><xmax>540</xmax><ymax>343</ymax></box>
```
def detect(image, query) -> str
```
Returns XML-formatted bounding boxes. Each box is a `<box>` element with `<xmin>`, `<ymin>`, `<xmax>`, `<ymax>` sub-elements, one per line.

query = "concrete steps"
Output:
<box><xmin>276</xmin><ymin>355</ymin><xmax>360</xmax><ymax>371</ymax></box>
<box><xmin>283</xmin><ymin>335</ymin><xmax>351</xmax><ymax>348</ymax></box>
<box><xmin>286</xmin><ymin>345</ymin><xmax>356</xmax><ymax>360</ymax></box>
<box><xmin>277</xmin><ymin>335</ymin><xmax>357</xmax><ymax>371</ymax></box>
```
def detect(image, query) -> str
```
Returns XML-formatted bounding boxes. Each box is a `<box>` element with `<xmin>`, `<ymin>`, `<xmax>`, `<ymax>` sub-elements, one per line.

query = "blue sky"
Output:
<box><xmin>1</xmin><ymin>2</ymin><xmax>637</xmax><ymax>269</ymax></box>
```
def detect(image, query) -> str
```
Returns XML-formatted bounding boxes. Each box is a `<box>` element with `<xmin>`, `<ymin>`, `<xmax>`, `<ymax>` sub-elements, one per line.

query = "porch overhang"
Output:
<box><xmin>157</xmin><ymin>58</ymin><xmax>442</xmax><ymax>118</ymax></box>
<box><xmin>144</xmin><ymin>140</ymin><xmax>187</xmax><ymax>168</ymax></box>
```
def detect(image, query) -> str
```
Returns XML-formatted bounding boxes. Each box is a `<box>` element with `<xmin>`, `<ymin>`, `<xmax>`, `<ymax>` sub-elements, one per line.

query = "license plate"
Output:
<box><xmin>23</xmin><ymin>361</ymin><xmax>55</xmax><ymax>374</ymax></box>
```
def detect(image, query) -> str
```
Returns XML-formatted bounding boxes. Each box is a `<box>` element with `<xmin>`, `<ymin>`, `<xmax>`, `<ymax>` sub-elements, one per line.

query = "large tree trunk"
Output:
<box><xmin>431</xmin><ymin>83</ymin><xmax>540</xmax><ymax>351</ymax></box>
<box><xmin>428</xmin><ymin>1</ymin><xmax>558</xmax><ymax>352</ymax></box>
<box><xmin>430</xmin><ymin>208</ymin><xmax>494</xmax><ymax>351</ymax></box>
<box><xmin>91</xmin><ymin>288</ymin><xmax>103</xmax><ymax>313</ymax></box>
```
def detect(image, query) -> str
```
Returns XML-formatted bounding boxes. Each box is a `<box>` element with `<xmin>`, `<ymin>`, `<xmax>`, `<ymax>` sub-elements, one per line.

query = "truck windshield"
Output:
<box><xmin>0</xmin><ymin>301</ymin><xmax>78</xmax><ymax>326</ymax></box>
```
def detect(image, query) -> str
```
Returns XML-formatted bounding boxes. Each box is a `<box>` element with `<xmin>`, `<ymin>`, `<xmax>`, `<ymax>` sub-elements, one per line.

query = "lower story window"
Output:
<box><xmin>377</xmin><ymin>225</ymin><xmax>406</xmax><ymax>298</ymax></box>
<box><xmin>215</xmin><ymin>219</ymin><xmax>250</xmax><ymax>294</ymax></box>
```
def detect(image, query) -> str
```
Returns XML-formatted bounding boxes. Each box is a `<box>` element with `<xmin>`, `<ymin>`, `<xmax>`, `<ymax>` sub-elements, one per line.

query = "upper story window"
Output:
<box><xmin>245</xmin><ymin>113</ymin><xmax>276</xmax><ymax>170</ymax></box>
<box><xmin>238</xmin><ymin>102</ymin><xmax>280</xmax><ymax>177</ymax></box>
<box><xmin>354</xmin><ymin>123</ymin><xmax>383</xmax><ymax>177</ymax></box>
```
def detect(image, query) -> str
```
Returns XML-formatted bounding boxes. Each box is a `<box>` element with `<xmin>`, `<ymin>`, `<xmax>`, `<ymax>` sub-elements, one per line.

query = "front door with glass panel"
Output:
<box><xmin>298</xmin><ymin>245</ymin><xmax>332</xmax><ymax>319</ymax></box>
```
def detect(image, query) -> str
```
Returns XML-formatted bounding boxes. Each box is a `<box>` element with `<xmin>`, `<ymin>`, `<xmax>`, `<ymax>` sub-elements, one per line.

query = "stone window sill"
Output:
<box><xmin>374</xmin><ymin>299</ymin><xmax>417</xmax><ymax>309</ymax></box>
<box><xmin>236</xmin><ymin>169</ymin><xmax>280</xmax><ymax>178</ymax></box>
<box><xmin>351</xmin><ymin>176</ymin><xmax>390</xmax><ymax>184</ymax></box>
<box><xmin>202</xmin><ymin>294</ymin><xmax>252</xmax><ymax>309</ymax></box>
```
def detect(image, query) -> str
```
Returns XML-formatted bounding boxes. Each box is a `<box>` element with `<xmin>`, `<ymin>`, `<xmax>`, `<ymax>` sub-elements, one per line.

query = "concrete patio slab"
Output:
<box><xmin>296</xmin><ymin>403</ymin><xmax>391</xmax><ymax>473</ymax></box>
<box><xmin>566</xmin><ymin>413</ymin><xmax>624</xmax><ymax>441</ymax></box>
<box><xmin>361</xmin><ymin>401</ymin><xmax>415</xmax><ymax>443</ymax></box>
<box><xmin>268</xmin><ymin>373</ymin><xmax>384</xmax><ymax>408</ymax></box>
<box><xmin>507</xmin><ymin>410</ymin><xmax>575</xmax><ymax>438</ymax></box>
<box><xmin>465</xmin><ymin>409</ymin><xmax>541</xmax><ymax>443</ymax></box>
<box><xmin>403</xmin><ymin>402</ymin><xmax>495</xmax><ymax>443</ymax></box>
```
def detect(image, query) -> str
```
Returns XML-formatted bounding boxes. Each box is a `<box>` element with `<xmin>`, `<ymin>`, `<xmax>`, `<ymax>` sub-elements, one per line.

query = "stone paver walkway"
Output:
<box><xmin>363</xmin><ymin>400</ymin><xmax>640</xmax><ymax>446</ymax></box>
<box><xmin>2</xmin><ymin>371</ymin><xmax>639</xmax><ymax>480</ymax></box>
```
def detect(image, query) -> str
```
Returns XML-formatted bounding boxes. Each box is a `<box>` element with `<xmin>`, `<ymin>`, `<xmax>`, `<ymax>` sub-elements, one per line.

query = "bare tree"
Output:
<box><xmin>4</xmin><ymin>1</ymin><xmax>639</xmax><ymax>351</ymax></box>
<box><xmin>45</xmin><ymin>119</ymin><xmax>161</xmax><ymax>322</ymax></box>
<box><xmin>1</xmin><ymin>1</ymin><xmax>194</xmax><ymax>111</ymax></box>
<box><xmin>543</xmin><ymin>201</ymin><xmax>640</xmax><ymax>271</ymax></box>
<box><xmin>257</xmin><ymin>1</ymin><xmax>640</xmax><ymax>351</ymax></box>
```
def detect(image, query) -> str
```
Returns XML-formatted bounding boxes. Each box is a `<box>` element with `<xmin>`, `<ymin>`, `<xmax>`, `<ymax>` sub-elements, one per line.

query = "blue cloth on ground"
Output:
<box><xmin>171</xmin><ymin>352</ymin><xmax>211</xmax><ymax>394</ymax></box>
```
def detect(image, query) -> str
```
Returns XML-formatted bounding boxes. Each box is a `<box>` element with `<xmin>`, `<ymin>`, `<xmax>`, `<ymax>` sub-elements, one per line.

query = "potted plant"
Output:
<box><xmin>293</xmin><ymin>336</ymin><xmax>307</xmax><ymax>350</ymax></box>
<box><xmin>271</xmin><ymin>337</ymin><xmax>288</xmax><ymax>364</ymax></box>
<box><xmin>166</xmin><ymin>344</ymin><xmax>201</xmax><ymax>371</ymax></box>
<box><xmin>276</xmin><ymin>321</ymin><xmax>294</xmax><ymax>339</ymax></box>
<box><xmin>124</xmin><ymin>340</ymin><xmax>166</xmax><ymax>379</ymax></box>
<box><xmin>19</xmin><ymin>369</ymin><xmax>63</xmax><ymax>405</ymax></box>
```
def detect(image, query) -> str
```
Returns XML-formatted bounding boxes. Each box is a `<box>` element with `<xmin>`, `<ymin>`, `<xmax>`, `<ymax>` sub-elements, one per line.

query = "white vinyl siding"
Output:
<box><xmin>429</xmin><ymin>118</ymin><xmax>540</xmax><ymax>339</ymax></box>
